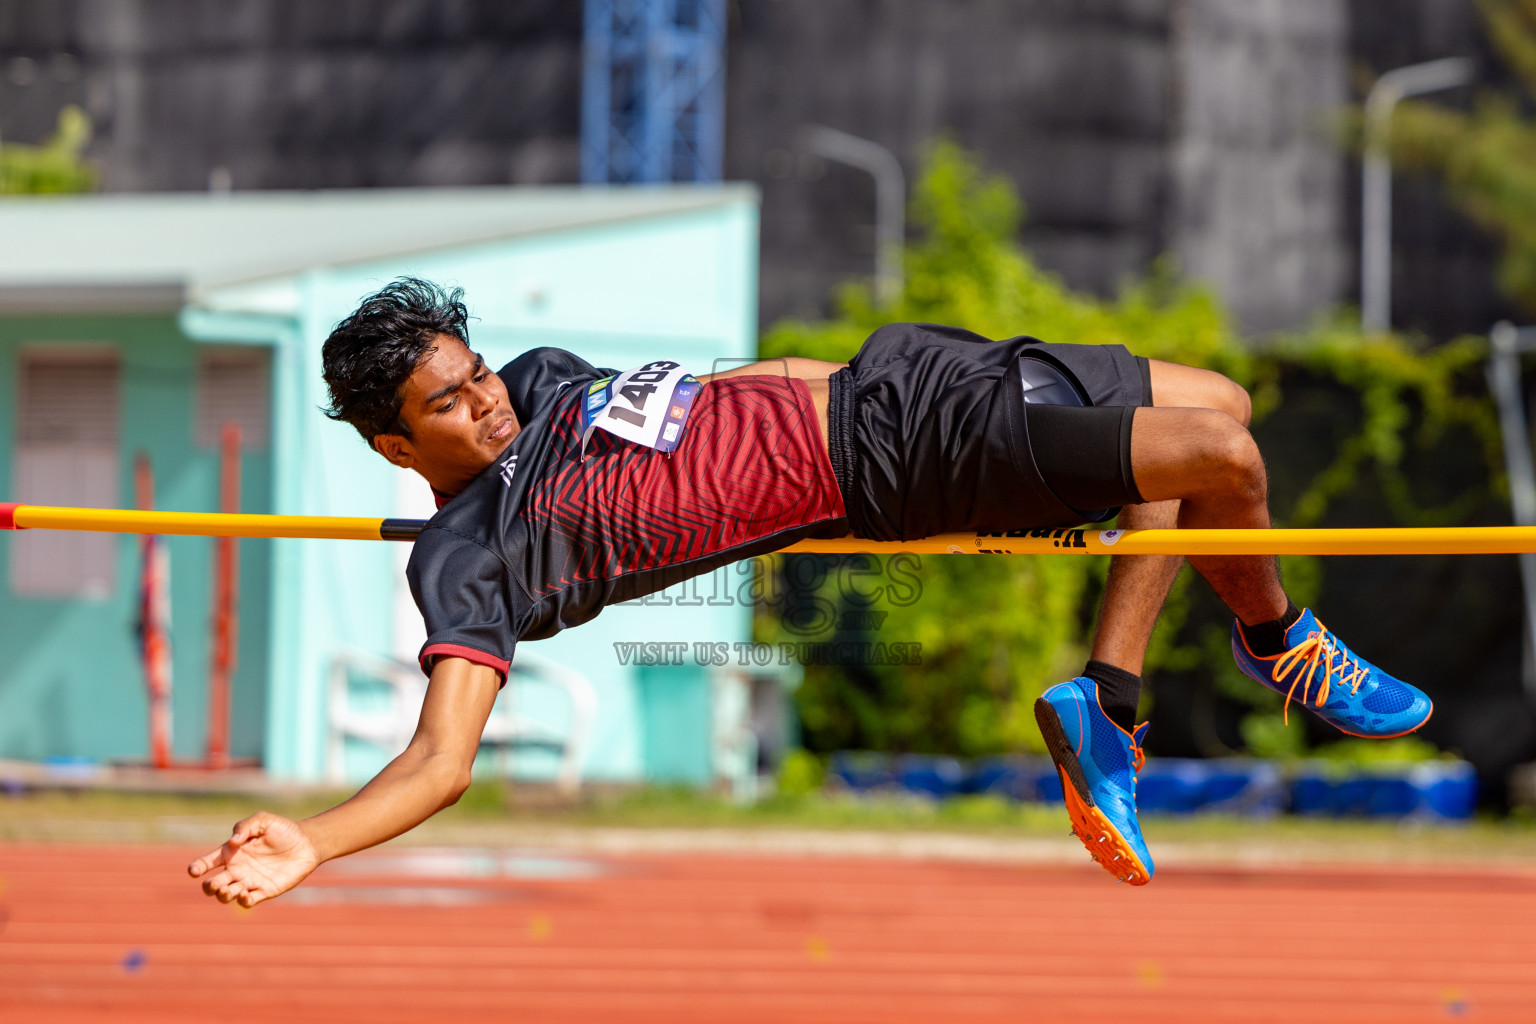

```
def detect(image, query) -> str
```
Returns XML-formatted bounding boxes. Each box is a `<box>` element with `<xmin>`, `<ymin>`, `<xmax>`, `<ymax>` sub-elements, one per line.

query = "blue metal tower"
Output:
<box><xmin>582</xmin><ymin>0</ymin><xmax>727</xmax><ymax>184</ymax></box>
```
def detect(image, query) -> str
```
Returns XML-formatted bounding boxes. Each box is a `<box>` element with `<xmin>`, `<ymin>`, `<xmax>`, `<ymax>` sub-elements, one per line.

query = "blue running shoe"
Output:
<box><xmin>1231</xmin><ymin>607</ymin><xmax>1433</xmax><ymax>737</ymax></box>
<box><xmin>1034</xmin><ymin>678</ymin><xmax>1153</xmax><ymax>885</ymax></box>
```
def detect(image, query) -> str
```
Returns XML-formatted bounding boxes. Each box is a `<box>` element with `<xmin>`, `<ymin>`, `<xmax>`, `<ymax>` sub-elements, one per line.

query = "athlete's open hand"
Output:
<box><xmin>187</xmin><ymin>812</ymin><xmax>319</xmax><ymax>908</ymax></box>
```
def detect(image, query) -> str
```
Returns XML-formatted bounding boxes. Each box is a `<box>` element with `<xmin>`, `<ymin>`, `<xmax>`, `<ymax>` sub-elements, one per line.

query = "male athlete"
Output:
<box><xmin>190</xmin><ymin>278</ymin><xmax>1430</xmax><ymax>902</ymax></box>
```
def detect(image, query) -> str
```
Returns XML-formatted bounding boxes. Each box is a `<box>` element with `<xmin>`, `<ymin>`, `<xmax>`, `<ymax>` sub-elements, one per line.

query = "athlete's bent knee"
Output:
<box><xmin>1189</xmin><ymin>371</ymin><xmax>1252</xmax><ymax>427</ymax></box>
<box><xmin>1131</xmin><ymin>407</ymin><xmax>1266</xmax><ymax>504</ymax></box>
<box><xmin>1205</xmin><ymin>419</ymin><xmax>1266</xmax><ymax>500</ymax></box>
<box><xmin>1220</xmin><ymin>376</ymin><xmax>1253</xmax><ymax>427</ymax></box>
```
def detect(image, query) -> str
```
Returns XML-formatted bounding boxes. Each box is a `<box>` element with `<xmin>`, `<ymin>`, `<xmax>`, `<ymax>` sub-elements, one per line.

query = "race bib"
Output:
<box><xmin>579</xmin><ymin>360</ymin><xmax>701</xmax><ymax>455</ymax></box>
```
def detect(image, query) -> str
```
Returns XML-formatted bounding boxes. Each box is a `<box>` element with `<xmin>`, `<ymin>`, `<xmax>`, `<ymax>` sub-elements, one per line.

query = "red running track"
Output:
<box><xmin>1</xmin><ymin>842</ymin><xmax>1534</xmax><ymax>1023</ymax></box>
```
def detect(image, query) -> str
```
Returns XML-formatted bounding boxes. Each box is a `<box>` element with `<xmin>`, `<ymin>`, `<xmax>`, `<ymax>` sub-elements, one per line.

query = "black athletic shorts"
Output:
<box><xmin>825</xmin><ymin>322</ymin><xmax>1151</xmax><ymax>542</ymax></box>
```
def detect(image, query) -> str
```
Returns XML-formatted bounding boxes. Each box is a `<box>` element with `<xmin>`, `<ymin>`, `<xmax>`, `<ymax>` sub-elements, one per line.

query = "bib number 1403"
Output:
<box><xmin>579</xmin><ymin>360</ymin><xmax>701</xmax><ymax>455</ymax></box>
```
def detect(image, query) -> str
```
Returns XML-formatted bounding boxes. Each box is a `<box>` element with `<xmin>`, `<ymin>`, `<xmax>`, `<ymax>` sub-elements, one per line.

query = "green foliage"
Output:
<box><xmin>1271</xmin><ymin>323</ymin><xmax>1501</xmax><ymax>527</ymax></box>
<box><xmin>1373</xmin><ymin>0</ymin><xmax>1536</xmax><ymax>313</ymax></box>
<box><xmin>760</xmin><ymin>141</ymin><xmax>1500</xmax><ymax>759</ymax></box>
<box><xmin>774</xmin><ymin>748</ymin><xmax>826</xmax><ymax>796</ymax></box>
<box><xmin>1240</xmin><ymin>712</ymin><xmax>1309</xmax><ymax>760</ymax></box>
<box><xmin>1201</xmin><ymin>714</ymin><xmax>1441</xmax><ymax>764</ymax></box>
<box><xmin>1308</xmin><ymin>736</ymin><xmax>1448</xmax><ymax>766</ymax></box>
<box><xmin>1242</xmin><ymin>713</ymin><xmax>1448</xmax><ymax>765</ymax></box>
<box><xmin>766</xmin><ymin>141</ymin><xmax>1260</xmax><ymax>387</ymax></box>
<box><xmin>0</xmin><ymin>105</ymin><xmax>98</xmax><ymax>195</ymax></box>
<box><xmin>758</xmin><ymin>549</ymin><xmax>1090</xmax><ymax>755</ymax></box>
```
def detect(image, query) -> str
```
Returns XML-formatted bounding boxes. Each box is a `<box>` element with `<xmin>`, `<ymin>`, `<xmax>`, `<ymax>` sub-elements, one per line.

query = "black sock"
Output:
<box><xmin>1239</xmin><ymin>601</ymin><xmax>1303</xmax><ymax>657</ymax></box>
<box><xmin>1084</xmin><ymin>659</ymin><xmax>1142</xmax><ymax>733</ymax></box>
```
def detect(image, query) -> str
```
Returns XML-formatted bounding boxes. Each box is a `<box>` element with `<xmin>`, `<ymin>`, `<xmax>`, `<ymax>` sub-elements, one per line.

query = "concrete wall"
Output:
<box><xmin>727</xmin><ymin>0</ymin><xmax>1356</xmax><ymax>335</ymax></box>
<box><xmin>0</xmin><ymin>0</ymin><xmax>583</xmax><ymax>191</ymax></box>
<box><xmin>1167</xmin><ymin>0</ymin><xmax>1348</xmax><ymax>335</ymax></box>
<box><xmin>726</xmin><ymin>0</ymin><xmax>1177</xmax><ymax>325</ymax></box>
<box><xmin>0</xmin><ymin>0</ymin><xmax>1504</xmax><ymax>336</ymax></box>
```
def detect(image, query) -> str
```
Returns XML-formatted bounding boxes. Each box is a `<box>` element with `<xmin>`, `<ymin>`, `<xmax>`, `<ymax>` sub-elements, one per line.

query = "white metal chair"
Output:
<box><xmin>326</xmin><ymin>647</ymin><xmax>596</xmax><ymax>794</ymax></box>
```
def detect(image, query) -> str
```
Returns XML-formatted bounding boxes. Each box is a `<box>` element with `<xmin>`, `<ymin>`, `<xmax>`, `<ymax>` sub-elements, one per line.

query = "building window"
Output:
<box><xmin>10</xmin><ymin>347</ymin><xmax>121</xmax><ymax>598</ymax></box>
<box><xmin>195</xmin><ymin>347</ymin><xmax>270</xmax><ymax>451</ymax></box>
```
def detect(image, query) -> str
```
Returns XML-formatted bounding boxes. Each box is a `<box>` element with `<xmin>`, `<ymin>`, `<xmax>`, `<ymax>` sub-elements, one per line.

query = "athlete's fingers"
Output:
<box><xmin>237</xmin><ymin>887</ymin><xmax>263</xmax><ymax>909</ymax></box>
<box><xmin>218</xmin><ymin>876</ymin><xmax>246</xmax><ymax>903</ymax></box>
<box><xmin>228</xmin><ymin>813</ymin><xmax>268</xmax><ymax>846</ymax></box>
<box><xmin>188</xmin><ymin>846</ymin><xmax>228</xmax><ymax>878</ymax></box>
<box><xmin>201</xmin><ymin>868</ymin><xmax>233</xmax><ymax>898</ymax></box>
<box><xmin>192</xmin><ymin>813</ymin><xmax>268</xmax><ymax>878</ymax></box>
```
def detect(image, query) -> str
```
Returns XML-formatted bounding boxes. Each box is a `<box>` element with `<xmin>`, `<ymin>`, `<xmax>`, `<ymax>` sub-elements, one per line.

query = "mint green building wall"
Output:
<box><xmin>636</xmin><ymin>664</ymin><xmax>716</xmax><ymax>785</ymax></box>
<box><xmin>0</xmin><ymin>315</ymin><xmax>273</xmax><ymax>764</ymax></box>
<box><xmin>202</xmin><ymin>198</ymin><xmax>760</xmax><ymax>782</ymax></box>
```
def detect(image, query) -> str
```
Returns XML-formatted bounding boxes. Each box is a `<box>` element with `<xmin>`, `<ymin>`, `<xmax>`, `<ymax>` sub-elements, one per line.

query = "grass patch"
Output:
<box><xmin>2</xmin><ymin>782</ymin><xmax>1535</xmax><ymax>863</ymax></box>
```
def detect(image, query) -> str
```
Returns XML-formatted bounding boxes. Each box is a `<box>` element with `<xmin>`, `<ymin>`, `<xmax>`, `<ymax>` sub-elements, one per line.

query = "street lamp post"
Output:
<box><xmin>799</xmin><ymin>125</ymin><xmax>906</xmax><ymax>308</ymax></box>
<box><xmin>1360</xmin><ymin>57</ymin><xmax>1473</xmax><ymax>333</ymax></box>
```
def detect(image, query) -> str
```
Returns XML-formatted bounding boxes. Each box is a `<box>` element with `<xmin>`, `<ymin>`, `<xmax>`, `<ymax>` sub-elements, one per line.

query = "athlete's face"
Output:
<box><xmin>375</xmin><ymin>335</ymin><xmax>520</xmax><ymax>495</ymax></box>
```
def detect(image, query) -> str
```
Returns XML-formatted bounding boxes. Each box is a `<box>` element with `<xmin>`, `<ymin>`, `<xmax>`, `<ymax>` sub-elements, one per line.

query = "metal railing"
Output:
<box><xmin>1487</xmin><ymin>321</ymin><xmax>1536</xmax><ymax>702</ymax></box>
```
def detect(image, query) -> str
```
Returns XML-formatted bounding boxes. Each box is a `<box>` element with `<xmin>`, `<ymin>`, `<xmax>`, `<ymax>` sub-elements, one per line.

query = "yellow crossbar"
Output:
<box><xmin>5</xmin><ymin>503</ymin><xmax>1536</xmax><ymax>555</ymax></box>
<box><xmin>787</xmin><ymin>526</ymin><xmax>1536</xmax><ymax>556</ymax></box>
<box><xmin>1</xmin><ymin>504</ymin><xmax>397</xmax><ymax>541</ymax></box>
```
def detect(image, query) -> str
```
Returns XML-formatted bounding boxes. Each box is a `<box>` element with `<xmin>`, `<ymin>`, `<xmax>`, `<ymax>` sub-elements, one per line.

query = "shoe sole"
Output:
<box><xmin>1034</xmin><ymin>698</ymin><xmax>1152</xmax><ymax>886</ymax></box>
<box><xmin>1233</xmin><ymin>662</ymin><xmax>1435</xmax><ymax>739</ymax></box>
<box><xmin>1335</xmin><ymin>715</ymin><xmax>1433</xmax><ymax>739</ymax></box>
<box><xmin>1336</xmin><ymin>698</ymin><xmax>1434</xmax><ymax>740</ymax></box>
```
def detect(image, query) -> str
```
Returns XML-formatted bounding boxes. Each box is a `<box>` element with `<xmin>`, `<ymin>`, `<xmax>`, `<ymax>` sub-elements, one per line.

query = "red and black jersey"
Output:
<box><xmin>408</xmin><ymin>348</ymin><xmax>849</xmax><ymax>679</ymax></box>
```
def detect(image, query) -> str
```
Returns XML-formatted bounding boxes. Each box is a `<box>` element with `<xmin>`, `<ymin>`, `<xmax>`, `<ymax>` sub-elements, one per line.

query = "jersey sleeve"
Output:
<box><xmin>498</xmin><ymin>347</ymin><xmax>619</xmax><ymax>425</ymax></box>
<box><xmin>406</xmin><ymin>528</ymin><xmax>521</xmax><ymax>682</ymax></box>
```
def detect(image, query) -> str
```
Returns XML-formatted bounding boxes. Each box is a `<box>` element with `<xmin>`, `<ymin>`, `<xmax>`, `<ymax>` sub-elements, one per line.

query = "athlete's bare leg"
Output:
<box><xmin>1145</xmin><ymin>360</ymin><xmax>1252</xmax><ymax>425</ymax></box>
<box><xmin>1088</xmin><ymin>361</ymin><xmax>1256</xmax><ymax>674</ymax></box>
<box><xmin>1130</xmin><ymin>405</ymin><xmax>1287</xmax><ymax>626</ymax></box>
<box><xmin>1089</xmin><ymin>499</ymin><xmax>1182</xmax><ymax>674</ymax></box>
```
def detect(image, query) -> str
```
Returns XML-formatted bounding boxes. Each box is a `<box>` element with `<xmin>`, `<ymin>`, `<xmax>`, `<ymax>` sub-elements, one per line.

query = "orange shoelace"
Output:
<box><xmin>1272</xmin><ymin>622</ymin><xmax>1368</xmax><ymax>725</ymax></box>
<box><xmin>1126</xmin><ymin>724</ymin><xmax>1147</xmax><ymax>774</ymax></box>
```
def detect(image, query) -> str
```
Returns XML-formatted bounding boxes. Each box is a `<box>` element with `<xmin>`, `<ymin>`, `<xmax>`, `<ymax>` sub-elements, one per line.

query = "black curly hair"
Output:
<box><xmin>322</xmin><ymin>277</ymin><xmax>471</xmax><ymax>449</ymax></box>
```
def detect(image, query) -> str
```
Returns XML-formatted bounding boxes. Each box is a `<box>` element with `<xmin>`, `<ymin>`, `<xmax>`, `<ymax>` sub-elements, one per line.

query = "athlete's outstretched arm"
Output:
<box><xmin>187</xmin><ymin>656</ymin><xmax>501</xmax><ymax>907</ymax></box>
